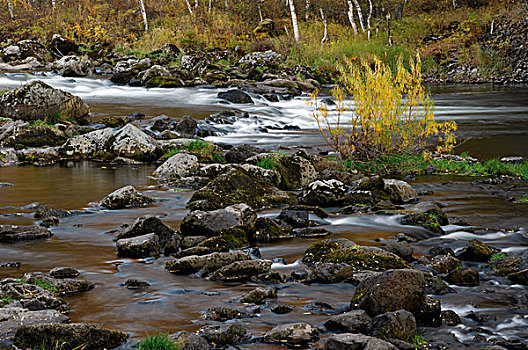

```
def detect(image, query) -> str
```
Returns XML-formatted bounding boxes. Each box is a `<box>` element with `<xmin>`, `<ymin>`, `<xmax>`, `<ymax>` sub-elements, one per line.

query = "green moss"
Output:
<box><xmin>162</xmin><ymin>140</ymin><xmax>220</xmax><ymax>163</ymax></box>
<box><xmin>200</xmin><ymin>228</ymin><xmax>249</xmax><ymax>250</ymax></box>
<box><xmin>516</xmin><ymin>195</ymin><xmax>528</xmax><ymax>203</ymax></box>
<box><xmin>93</xmin><ymin>150</ymin><xmax>116</xmax><ymax>162</ymax></box>
<box><xmin>490</xmin><ymin>252</ymin><xmax>506</xmax><ymax>262</ymax></box>
<box><xmin>16</xmin><ymin>278</ymin><xmax>59</xmax><ymax>293</ymax></box>
<box><xmin>145</xmin><ymin>76</ymin><xmax>183</xmax><ymax>88</ymax></box>
<box><xmin>138</xmin><ymin>333</ymin><xmax>181</xmax><ymax>350</ymax></box>
<box><xmin>350</xmin><ymin>288</ymin><xmax>368</xmax><ymax>309</ymax></box>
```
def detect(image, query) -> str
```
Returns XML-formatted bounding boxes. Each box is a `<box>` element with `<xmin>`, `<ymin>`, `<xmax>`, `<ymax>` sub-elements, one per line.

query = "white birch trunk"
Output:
<box><xmin>8</xmin><ymin>0</ymin><xmax>14</xmax><ymax>18</ymax></box>
<box><xmin>139</xmin><ymin>0</ymin><xmax>148</xmax><ymax>31</ymax></box>
<box><xmin>208</xmin><ymin>0</ymin><xmax>212</xmax><ymax>13</ymax></box>
<box><xmin>347</xmin><ymin>1</ymin><xmax>359</xmax><ymax>35</ymax></box>
<box><xmin>305</xmin><ymin>0</ymin><xmax>310</xmax><ymax>21</ymax></box>
<box><xmin>288</xmin><ymin>0</ymin><xmax>300</xmax><ymax>43</ymax></box>
<box><xmin>194</xmin><ymin>0</ymin><xmax>198</xmax><ymax>9</ymax></box>
<box><xmin>258</xmin><ymin>4</ymin><xmax>263</xmax><ymax>22</ymax></box>
<box><xmin>320</xmin><ymin>8</ymin><xmax>327</xmax><ymax>49</ymax></box>
<box><xmin>52</xmin><ymin>0</ymin><xmax>56</xmax><ymax>11</ymax></box>
<box><xmin>367</xmin><ymin>0</ymin><xmax>373</xmax><ymax>40</ymax></box>
<box><xmin>224</xmin><ymin>0</ymin><xmax>228</xmax><ymax>11</ymax></box>
<box><xmin>185</xmin><ymin>0</ymin><xmax>193</xmax><ymax>15</ymax></box>
<box><xmin>453</xmin><ymin>0</ymin><xmax>457</xmax><ymax>9</ymax></box>
<box><xmin>353</xmin><ymin>0</ymin><xmax>365</xmax><ymax>33</ymax></box>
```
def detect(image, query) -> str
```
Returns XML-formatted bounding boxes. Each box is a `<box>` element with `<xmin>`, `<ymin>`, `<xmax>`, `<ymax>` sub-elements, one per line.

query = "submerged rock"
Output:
<box><xmin>0</xmin><ymin>80</ymin><xmax>91</xmax><ymax>125</ymax></box>
<box><xmin>124</xmin><ymin>279</ymin><xmax>150</xmax><ymax>289</ymax></box>
<box><xmin>0</xmin><ymin>225</ymin><xmax>52</xmax><ymax>241</ymax></box>
<box><xmin>100</xmin><ymin>185</ymin><xmax>153</xmax><ymax>209</ymax></box>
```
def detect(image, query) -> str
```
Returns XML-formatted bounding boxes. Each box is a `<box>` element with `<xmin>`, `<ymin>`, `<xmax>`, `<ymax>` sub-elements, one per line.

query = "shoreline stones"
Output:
<box><xmin>100</xmin><ymin>185</ymin><xmax>153</xmax><ymax>209</ymax></box>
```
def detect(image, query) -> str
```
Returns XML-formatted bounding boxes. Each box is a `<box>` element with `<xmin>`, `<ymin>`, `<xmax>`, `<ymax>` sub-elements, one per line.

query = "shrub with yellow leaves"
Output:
<box><xmin>309</xmin><ymin>54</ymin><xmax>457</xmax><ymax>161</ymax></box>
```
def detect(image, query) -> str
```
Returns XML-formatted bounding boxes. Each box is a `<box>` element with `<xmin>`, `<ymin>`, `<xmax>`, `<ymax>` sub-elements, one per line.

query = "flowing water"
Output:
<box><xmin>1</xmin><ymin>74</ymin><xmax>528</xmax><ymax>348</ymax></box>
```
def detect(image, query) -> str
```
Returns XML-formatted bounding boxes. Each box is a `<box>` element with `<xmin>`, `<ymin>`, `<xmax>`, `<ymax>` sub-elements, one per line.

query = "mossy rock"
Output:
<box><xmin>199</xmin><ymin>228</ymin><xmax>250</xmax><ymax>250</ymax></box>
<box><xmin>457</xmin><ymin>239</ymin><xmax>495</xmax><ymax>262</ymax></box>
<box><xmin>145</xmin><ymin>76</ymin><xmax>183</xmax><ymax>88</ymax></box>
<box><xmin>100</xmin><ymin>116</ymin><xmax>130</xmax><ymax>128</ymax></box>
<box><xmin>5</xmin><ymin>125</ymin><xmax>66</xmax><ymax>147</ymax></box>
<box><xmin>400</xmin><ymin>209</ymin><xmax>447</xmax><ymax>235</ymax></box>
<box><xmin>252</xmin><ymin>217</ymin><xmax>295</xmax><ymax>242</ymax></box>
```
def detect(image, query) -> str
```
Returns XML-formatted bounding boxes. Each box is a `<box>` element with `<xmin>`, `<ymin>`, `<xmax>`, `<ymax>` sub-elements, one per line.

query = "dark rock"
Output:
<box><xmin>165</xmin><ymin>251</ymin><xmax>251</xmax><ymax>275</ymax></box>
<box><xmin>429</xmin><ymin>255</ymin><xmax>462</xmax><ymax>274</ymax></box>
<box><xmin>350</xmin><ymin>269</ymin><xmax>425</xmax><ymax>318</ymax></box>
<box><xmin>240</xmin><ymin>286</ymin><xmax>277</xmax><ymax>304</ymax></box>
<box><xmin>252</xmin><ymin>217</ymin><xmax>295</xmax><ymax>242</ymax></box>
<box><xmin>457</xmin><ymin>239</ymin><xmax>495</xmax><ymax>262</ymax></box>
<box><xmin>40</xmin><ymin>216</ymin><xmax>59</xmax><ymax>228</ymax></box>
<box><xmin>324</xmin><ymin>333</ymin><xmax>397</xmax><ymax>350</ymax></box>
<box><xmin>266</xmin><ymin>300</ymin><xmax>294</xmax><ymax>314</ymax></box>
<box><xmin>124</xmin><ymin>279</ymin><xmax>150</xmax><ymax>289</ymax></box>
<box><xmin>263</xmin><ymin>322</ymin><xmax>319</xmax><ymax>347</ymax></box>
<box><xmin>300</xmin><ymin>179</ymin><xmax>348</xmax><ymax>206</ymax></box>
<box><xmin>116</xmin><ymin>233</ymin><xmax>160</xmax><ymax>258</ymax></box>
<box><xmin>416</xmin><ymin>296</ymin><xmax>442</xmax><ymax>327</ymax></box>
<box><xmin>218</xmin><ymin>89</ymin><xmax>253</xmax><ymax>104</ymax></box>
<box><xmin>100</xmin><ymin>116</ymin><xmax>129</xmax><ymax>128</ymax></box>
<box><xmin>0</xmin><ymin>225</ymin><xmax>52</xmax><ymax>241</ymax></box>
<box><xmin>225</xmin><ymin>144</ymin><xmax>259</xmax><ymax>163</ymax></box>
<box><xmin>48</xmin><ymin>34</ymin><xmax>79</xmax><ymax>57</ymax></box>
<box><xmin>5</xmin><ymin>125</ymin><xmax>66</xmax><ymax>147</ymax></box>
<box><xmin>197</xmin><ymin>324</ymin><xmax>247</xmax><ymax>347</ymax></box>
<box><xmin>277</xmin><ymin>209</ymin><xmax>310</xmax><ymax>228</ymax></box>
<box><xmin>34</xmin><ymin>205</ymin><xmax>69</xmax><ymax>219</ymax></box>
<box><xmin>507</xmin><ymin>268</ymin><xmax>528</xmax><ymax>285</ymax></box>
<box><xmin>383</xmin><ymin>179</ymin><xmax>418</xmax><ymax>204</ymax></box>
<box><xmin>100</xmin><ymin>185</ymin><xmax>153</xmax><ymax>209</ymax></box>
<box><xmin>117</xmin><ymin>215</ymin><xmax>177</xmax><ymax>249</ymax></box>
<box><xmin>382</xmin><ymin>241</ymin><xmax>414</xmax><ymax>261</ymax></box>
<box><xmin>400</xmin><ymin>202</ymin><xmax>448</xmax><ymax>235</ymax></box>
<box><xmin>0</xmin><ymin>81</ymin><xmax>91</xmax><ymax>125</ymax></box>
<box><xmin>176</xmin><ymin>116</ymin><xmax>198</xmax><ymax>137</ymax></box>
<box><xmin>445</xmin><ymin>267</ymin><xmax>479</xmax><ymax>286</ymax></box>
<box><xmin>371</xmin><ymin>310</ymin><xmax>416</xmax><ymax>342</ymax></box>
<box><xmin>211</xmin><ymin>259</ymin><xmax>272</xmax><ymax>282</ymax></box>
<box><xmin>49</xmin><ymin>267</ymin><xmax>80</xmax><ymax>279</ymax></box>
<box><xmin>324</xmin><ymin>310</ymin><xmax>372</xmax><ymax>333</ymax></box>
<box><xmin>441</xmin><ymin>310</ymin><xmax>462</xmax><ymax>326</ymax></box>
<box><xmin>13</xmin><ymin>323</ymin><xmax>127</xmax><ymax>350</ymax></box>
<box><xmin>424</xmin><ymin>273</ymin><xmax>455</xmax><ymax>295</ymax></box>
<box><xmin>426</xmin><ymin>246</ymin><xmax>455</xmax><ymax>257</ymax></box>
<box><xmin>0</xmin><ymin>307</ymin><xmax>69</xmax><ymax>342</ymax></box>
<box><xmin>169</xmin><ymin>331</ymin><xmax>209</xmax><ymax>350</ymax></box>
<box><xmin>202</xmin><ymin>306</ymin><xmax>250</xmax><ymax>321</ymax></box>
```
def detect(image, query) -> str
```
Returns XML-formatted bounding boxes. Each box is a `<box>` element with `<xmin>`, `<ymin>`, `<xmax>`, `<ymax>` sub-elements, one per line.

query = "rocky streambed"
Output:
<box><xmin>0</xmin><ymin>69</ymin><xmax>528</xmax><ymax>349</ymax></box>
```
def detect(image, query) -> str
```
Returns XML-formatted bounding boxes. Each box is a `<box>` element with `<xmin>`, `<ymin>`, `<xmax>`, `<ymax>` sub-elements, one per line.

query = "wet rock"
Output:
<box><xmin>382</xmin><ymin>241</ymin><xmax>414</xmax><ymax>262</ymax></box>
<box><xmin>165</xmin><ymin>251</ymin><xmax>251</xmax><ymax>275</ymax></box>
<box><xmin>58</xmin><ymin>127</ymin><xmax>114</xmax><ymax>159</ymax></box>
<box><xmin>424</xmin><ymin>273</ymin><xmax>455</xmax><ymax>295</ymax></box>
<box><xmin>324</xmin><ymin>310</ymin><xmax>372</xmax><ymax>333</ymax></box>
<box><xmin>0</xmin><ymin>225</ymin><xmax>52</xmax><ymax>241</ymax></box>
<box><xmin>324</xmin><ymin>333</ymin><xmax>397</xmax><ymax>350</ymax></box>
<box><xmin>13</xmin><ymin>323</ymin><xmax>128</xmax><ymax>350</ymax></box>
<box><xmin>116</xmin><ymin>233</ymin><xmax>160</xmax><ymax>258</ymax></box>
<box><xmin>218</xmin><ymin>89</ymin><xmax>253</xmax><ymax>104</ymax></box>
<box><xmin>238</xmin><ymin>50</ymin><xmax>283</xmax><ymax>67</ymax></box>
<box><xmin>106</xmin><ymin>124</ymin><xmax>162</xmax><ymax>161</ymax></box>
<box><xmin>266</xmin><ymin>300</ymin><xmax>294</xmax><ymax>314</ymax></box>
<box><xmin>39</xmin><ymin>216</ymin><xmax>59</xmax><ymax>228</ymax></box>
<box><xmin>299</xmin><ymin>179</ymin><xmax>348</xmax><ymax>206</ymax></box>
<box><xmin>350</xmin><ymin>269</ymin><xmax>426</xmax><ymax>318</ymax></box>
<box><xmin>488</xmin><ymin>255</ymin><xmax>524</xmax><ymax>276</ymax></box>
<box><xmin>240</xmin><ymin>286</ymin><xmax>277</xmax><ymax>304</ymax></box>
<box><xmin>429</xmin><ymin>255</ymin><xmax>462</xmax><ymax>274</ymax></box>
<box><xmin>197</xmin><ymin>324</ymin><xmax>247</xmax><ymax>347</ymax></box>
<box><xmin>34</xmin><ymin>205</ymin><xmax>69</xmax><ymax>219</ymax></box>
<box><xmin>176</xmin><ymin>116</ymin><xmax>198</xmax><ymax>137</ymax></box>
<box><xmin>117</xmin><ymin>215</ymin><xmax>178</xmax><ymax>250</ymax></box>
<box><xmin>457</xmin><ymin>239</ymin><xmax>495</xmax><ymax>262</ymax></box>
<box><xmin>277</xmin><ymin>209</ymin><xmax>310</xmax><ymax>228</ymax></box>
<box><xmin>187</xmin><ymin>167</ymin><xmax>295</xmax><ymax>211</ymax></box>
<box><xmin>48</xmin><ymin>34</ymin><xmax>79</xmax><ymax>57</ymax></box>
<box><xmin>416</xmin><ymin>296</ymin><xmax>442</xmax><ymax>327</ymax></box>
<box><xmin>0</xmin><ymin>307</ymin><xmax>69</xmax><ymax>342</ymax></box>
<box><xmin>383</xmin><ymin>179</ymin><xmax>418</xmax><ymax>204</ymax></box>
<box><xmin>507</xmin><ymin>268</ymin><xmax>528</xmax><ymax>285</ymax></box>
<box><xmin>52</xmin><ymin>55</ymin><xmax>89</xmax><ymax>77</ymax></box>
<box><xmin>303</xmin><ymin>239</ymin><xmax>409</xmax><ymax>271</ymax></box>
<box><xmin>445</xmin><ymin>267</ymin><xmax>479</xmax><ymax>286</ymax></box>
<box><xmin>100</xmin><ymin>116</ymin><xmax>130</xmax><ymax>128</ymax></box>
<box><xmin>263</xmin><ymin>322</ymin><xmax>319</xmax><ymax>347</ymax></box>
<box><xmin>181</xmin><ymin>54</ymin><xmax>210</xmax><ymax>74</ymax></box>
<box><xmin>211</xmin><ymin>259</ymin><xmax>272</xmax><ymax>282</ymax></box>
<box><xmin>371</xmin><ymin>310</ymin><xmax>416</xmax><ymax>342</ymax></box>
<box><xmin>225</xmin><ymin>144</ymin><xmax>260</xmax><ymax>163</ymax></box>
<box><xmin>180</xmin><ymin>203</ymin><xmax>256</xmax><ymax>237</ymax></box>
<box><xmin>124</xmin><ymin>279</ymin><xmax>150</xmax><ymax>289</ymax></box>
<box><xmin>169</xmin><ymin>331</ymin><xmax>209</xmax><ymax>350</ymax></box>
<box><xmin>49</xmin><ymin>267</ymin><xmax>80</xmax><ymax>279</ymax></box>
<box><xmin>202</xmin><ymin>306</ymin><xmax>250</xmax><ymax>321</ymax></box>
<box><xmin>0</xmin><ymin>262</ymin><xmax>20</xmax><ymax>268</ymax></box>
<box><xmin>0</xmin><ymin>81</ymin><xmax>91</xmax><ymax>125</ymax></box>
<box><xmin>2</xmin><ymin>40</ymin><xmax>47</xmax><ymax>62</ymax></box>
<box><xmin>252</xmin><ymin>217</ymin><xmax>295</xmax><ymax>242</ymax></box>
<box><xmin>100</xmin><ymin>185</ymin><xmax>153</xmax><ymax>209</ymax></box>
<box><xmin>5</xmin><ymin>125</ymin><xmax>66</xmax><ymax>148</ymax></box>
<box><xmin>16</xmin><ymin>147</ymin><xmax>60</xmax><ymax>166</ymax></box>
<box><xmin>441</xmin><ymin>310</ymin><xmax>462</xmax><ymax>326</ymax></box>
<box><xmin>400</xmin><ymin>202</ymin><xmax>448</xmax><ymax>235</ymax></box>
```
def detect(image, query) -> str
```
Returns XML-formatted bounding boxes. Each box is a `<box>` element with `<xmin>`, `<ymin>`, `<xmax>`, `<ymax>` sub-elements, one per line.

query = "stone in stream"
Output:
<box><xmin>4</xmin><ymin>124</ymin><xmax>66</xmax><ymax>147</ymax></box>
<box><xmin>211</xmin><ymin>259</ymin><xmax>272</xmax><ymax>282</ymax></box>
<box><xmin>152</xmin><ymin>152</ymin><xmax>199</xmax><ymax>183</ymax></box>
<box><xmin>100</xmin><ymin>185</ymin><xmax>153</xmax><ymax>209</ymax></box>
<box><xmin>445</xmin><ymin>267</ymin><xmax>479</xmax><ymax>286</ymax></box>
<box><xmin>299</xmin><ymin>179</ymin><xmax>355</xmax><ymax>207</ymax></box>
<box><xmin>265</xmin><ymin>300</ymin><xmax>294</xmax><ymax>314</ymax></box>
<box><xmin>124</xmin><ymin>279</ymin><xmax>150</xmax><ymax>289</ymax></box>
<box><xmin>0</xmin><ymin>80</ymin><xmax>91</xmax><ymax>125</ymax></box>
<box><xmin>165</xmin><ymin>251</ymin><xmax>251</xmax><ymax>275</ymax></box>
<box><xmin>441</xmin><ymin>310</ymin><xmax>462</xmax><ymax>326</ymax></box>
<box><xmin>507</xmin><ymin>268</ymin><xmax>528</xmax><ymax>285</ymax></box>
<box><xmin>370</xmin><ymin>310</ymin><xmax>416</xmax><ymax>342</ymax></box>
<box><xmin>382</xmin><ymin>241</ymin><xmax>414</xmax><ymax>262</ymax></box>
<box><xmin>263</xmin><ymin>322</ymin><xmax>319</xmax><ymax>347</ymax></box>
<box><xmin>324</xmin><ymin>310</ymin><xmax>372</xmax><ymax>334</ymax></box>
<box><xmin>0</xmin><ymin>307</ymin><xmax>70</xmax><ymax>342</ymax></box>
<box><xmin>22</xmin><ymin>272</ymin><xmax>94</xmax><ymax>295</ymax></box>
<box><xmin>217</xmin><ymin>89</ymin><xmax>253</xmax><ymax>104</ymax></box>
<box><xmin>117</xmin><ymin>215</ymin><xmax>178</xmax><ymax>250</ymax></box>
<box><xmin>34</xmin><ymin>205</ymin><xmax>70</xmax><ymax>219</ymax></box>
<box><xmin>252</xmin><ymin>217</ymin><xmax>295</xmax><ymax>242</ymax></box>
<box><xmin>383</xmin><ymin>179</ymin><xmax>418</xmax><ymax>204</ymax></box>
<box><xmin>106</xmin><ymin>123</ymin><xmax>163</xmax><ymax>161</ymax></box>
<box><xmin>240</xmin><ymin>286</ymin><xmax>277</xmax><ymax>304</ymax></box>
<box><xmin>58</xmin><ymin>127</ymin><xmax>115</xmax><ymax>159</ymax></box>
<box><xmin>197</xmin><ymin>324</ymin><xmax>248</xmax><ymax>347</ymax></box>
<box><xmin>180</xmin><ymin>203</ymin><xmax>256</xmax><ymax>237</ymax></box>
<box><xmin>48</xmin><ymin>34</ymin><xmax>79</xmax><ymax>57</ymax></box>
<box><xmin>457</xmin><ymin>239</ymin><xmax>495</xmax><ymax>262</ymax></box>
<box><xmin>169</xmin><ymin>331</ymin><xmax>209</xmax><ymax>350</ymax></box>
<box><xmin>176</xmin><ymin>115</ymin><xmax>198</xmax><ymax>137</ymax></box>
<box><xmin>428</xmin><ymin>255</ymin><xmax>462</xmax><ymax>274</ymax></box>
<box><xmin>13</xmin><ymin>323</ymin><xmax>128</xmax><ymax>350</ymax></box>
<box><xmin>324</xmin><ymin>333</ymin><xmax>397</xmax><ymax>350</ymax></box>
<box><xmin>0</xmin><ymin>225</ymin><xmax>52</xmax><ymax>241</ymax></box>
<box><xmin>49</xmin><ymin>267</ymin><xmax>80</xmax><ymax>279</ymax></box>
<box><xmin>400</xmin><ymin>201</ymin><xmax>448</xmax><ymax>235</ymax></box>
<box><xmin>116</xmin><ymin>233</ymin><xmax>160</xmax><ymax>258</ymax></box>
<box><xmin>202</xmin><ymin>306</ymin><xmax>251</xmax><ymax>321</ymax></box>
<box><xmin>224</xmin><ymin>144</ymin><xmax>261</xmax><ymax>163</ymax></box>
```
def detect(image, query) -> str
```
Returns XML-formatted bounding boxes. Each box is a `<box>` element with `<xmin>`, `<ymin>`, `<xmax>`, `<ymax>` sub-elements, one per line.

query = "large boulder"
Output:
<box><xmin>0</xmin><ymin>225</ymin><xmax>52</xmax><ymax>241</ymax></box>
<box><xmin>350</xmin><ymin>269</ymin><xmax>426</xmax><ymax>317</ymax></box>
<box><xmin>58</xmin><ymin>127</ymin><xmax>115</xmax><ymax>159</ymax></box>
<box><xmin>263</xmin><ymin>322</ymin><xmax>319</xmax><ymax>347</ymax></box>
<box><xmin>324</xmin><ymin>333</ymin><xmax>397</xmax><ymax>350</ymax></box>
<box><xmin>0</xmin><ymin>81</ymin><xmax>91</xmax><ymax>125</ymax></box>
<box><xmin>48</xmin><ymin>34</ymin><xmax>79</xmax><ymax>57</ymax></box>
<box><xmin>324</xmin><ymin>310</ymin><xmax>372</xmax><ymax>334</ymax></box>
<box><xmin>100</xmin><ymin>185</ymin><xmax>153</xmax><ymax>209</ymax></box>
<box><xmin>383</xmin><ymin>179</ymin><xmax>418</xmax><ymax>204</ymax></box>
<box><xmin>13</xmin><ymin>323</ymin><xmax>128</xmax><ymax>350</ymax></box>
<box><xmin>370</xmin><ymin>310</ymin><xmax>416</xmax><ymax>342</ymax></box>
<box><xmin>0</xmin><ymin>307</ymin><xmax>69</xmax><ymax>342</ymax></box>
<box><xmin>106</xmin><ymin>124</ymin><xmax>162</xmax><ymax>161</ymax></box>
<box><xmin>247</xmin><ymin>154</ymin><xmax>318</xmax><ymax>190</ymax></box>
<box><xmin>165</xmin><ymin>251</ymin><xmax>251</xmax><ymax>275</ymax></box>
<box><xmin>1</xmin><ymin>40</ymin><xmax>47</xmax><ymax>62</ymax></box>
<box><xmin>180</xmin><ymin>204</ymin><xmax>256</xmax><ymax>237</ymax></box>
<box><xmin>152</xmin><ymin>153</ymin><xmax>199</xmax><ymax>183</ymax></box>
<box><xmin>217</xmin><ymin>89</ymin><xmax>253</xmax><ymax>104</ymax></box>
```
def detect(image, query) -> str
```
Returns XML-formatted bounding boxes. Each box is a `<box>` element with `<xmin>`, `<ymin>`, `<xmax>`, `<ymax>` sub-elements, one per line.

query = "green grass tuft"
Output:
<box><xmin>490</xmin><ymin>252</ymin><xmax>506</xmax><ymax>261</ymax></box>
<box><xmin>138</xmin><ymin>333</ymin><xmax>180</xmax><ymax>350</ymax></box>
<box><xmin>256</xmin><ymin>156</ymin><xmax>278</xmax><ymax>170</ymax></box>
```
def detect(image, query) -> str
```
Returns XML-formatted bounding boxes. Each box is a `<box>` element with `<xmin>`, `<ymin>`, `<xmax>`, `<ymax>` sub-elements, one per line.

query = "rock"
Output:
<box><xmin>445</xmin><ymin>267</ymin><xmax>479</xmax><ymax>286</ymax></box>
<box><xmin>187</xmin><ymin>167</ymin><xmax>295</xmax><ymax>211</ymax></box>
<box><xmin>165</xmin><ymin>251</ymin><xmax>251</xmax><ymax>275</ymax></box>
<box><xmin>324</xmin><ymin>310</ymin><xmax>372</xmax><ymax>333</ymax></box>
<box><xmin>300</xmin><ymin>179</ymin><xmax>348</xmax><ymax>206</ymax></box>
<box><xmin>0</xmin><ymin>225</ymin><xmax>52</xmax><ymax>241</ymax></box>
<box><xmin>5</xmin><ymin>125</ymin><xmax>66</xmax><ymax>147</ymax></box>
<box><xmin>211</xmin><ymin>259</ymin><xmax>272</xmax><ymax>282</ymax></box>
<box><xmin>176</xmin><ymin>116</ymin><xmax>198</xmax><ymax>137</ymax></box>
<box><xmin>371</xmin><ymin>310</ymin><xmax>416</xmax><ymax>342</ymax></box>
<box><xmin>252</xmin><ymin>217</ymin><xmax>295</xmax><ymax>242</ymax></box>
<box><xmin>266</xmin><ymin>300</ymin><xmax>294</xmax><ymax>314</ymax></box>
<box><xmin>197</xmin><ymin>324</ymin><xmax>247</xmax><ymax>347</ymax></box>
<box><xmin>117</xmin><ymin>215</ymin><xmax>177</xmax><ymax>249</ymax></box>
<box><xmin>48</xmin><ymin>34</ymin><xmax>79</xmax><ymax>57</ymax></box>
<box><xmin>2</xmin><ymin>40</ymin><xmax>47</xmax><ymax>62</ymax></box>
<box><xmin>400</xmin><ymin>202</ymin><xmax>448</xmax><ymax>235</ymax></box>
<box><xmin>416</xmin><ymin>295</ymin><xmax>441</xmax><ymax>327</ymax></box>
<box><xmin>58</xmin><ymin>127</ymin><xmax>114</xmax><ymax>159</ymax></box>
<box><xmin>169</xmin><ymin>331</ymin><xmax>209</xmax><ymax>350</ymax></box>
<box><xmin>116</xmin><ymin>233</ymin><xmax>160</xmax><ymax>258</ymax></box>
<box><xmin>202</xmin><ymin>306</ymin><xmax>250</xmax><ymax>321</ymax></box>
<box><xmin>106</xmin><ymin>124</ymin><xmax>162</xmax><ymax>161</ymax></box>
<box><xmin>52</xmin><ymin>55</ymin><xmax>88</xmax><ymax>77</ymax></box>
<box><xmin>240</xmin><ymin>286</ymin><xmax>277</xmax><ymax>304</ymax></box>
<box><xmin>0</xmin><ymin>81</ymin><xmax>91</xmax><ymax>125</ymax></box>
<box><xmin>457</xmin><ymin>239</ymin><xmax>495</xmax><ymax>262</ymax></box>
<box><xmin>507</xmin><ymin>268</ymin><xmax>528</xmax><ymax>285</ymax></box>
<box><xmin>500</xmin><ymin>156</ymin><xmax>524</xmax><ymax>164</ymax></box>
<box><xmin>350</xmin><ymin>269</ymin><xmax>425</xmax><ymax>317</ymax></box>
<box><xmin>180</xmin><ymin>203</ymin><xmax>256</xmax><ymax>237</ymax></box>
<box><xmin>34</xmin><ymin>205</ymin><xmax>69</xmax><ymax>219</ymax></box>
<box><xmin>382</xmin><ymin>242</ymin><xmax>414</xmax><ymax>262</ymax></box>
<box><xmin>429</xmin><ymin>255</ymin><xmax>461</xmax><ymax>274</ymax></box>
<box><xmin>100</xmin><ymin>185</ymin><xmax>153</xmax><ymax>209</ymax></box>
<box><xmin>13</xmin><ymin>323</ymin><xmax>128</xmax><ymax>350</ymax></box>
<box><xmin>225</xmin><ymin>144</ymin><xmax>260</xmax><ymax>163</ymax></box>
<box><xmin>238</xmin><ymin>50</ymin><xmax>283</xmax><ymax>67</ymax></box>
<box><xmin>324</xmin><ymin>333</ymin><xmax>397</xmax><ymax>350</ymax></box>
<box><xmin>277</xmin><ymin>209</ymin><xmax>310</xmax><ymax>228</ymax></box>
<box><xmin>180</xmin><ymin>54</ymin><xmax>210</xmax><ymax>74</ymax></box>
<box><xmin>0</xmin><ymin>307</ymin><xmax>69</xmax><ymax>342</ymax></box>
<box><xmin>16</xmin><ymin>147</ymin><xmax>60</xmax><ymax>166</ymax></box>
<box><xmin>124</xmin><ymin>279</ymin><xmax>150</xmax><ymax>289</ymax></box>
<box><xmin>441</xmin><ymin>310</ymin><xmax>462</xmax><ymax>326</ymax></box>
<box><xmin>424</xmin><ymin>273</ymin><xmax>455</xmax><ymax>295</ymax></box>
<box><xmin>303</xmin><ymin>239</ymin><xmax>409</xmax><ymax>271</ymax></box>
<box><xmin>217</xmin><ymin>89</ymin><xmax>253</xmax><ymax>104</ymax></box>
<box><xmin>264</xmin><ymin>322</ymin><xmax>319</xmax><ymax>346</ymax></box>
<box><xmin>248</xmin><ymin>154</ymin><xmax>318</xmax><ymax>190</ymax></box>
<box><xmin>49</xmin><ymin>267</ymin><xmax>80</xmax><ymax>279</ymax></box>
<box><xmin>383</xmin><ymin>179</ymin><xmax>418</xmax><ymax>204</ymax></box>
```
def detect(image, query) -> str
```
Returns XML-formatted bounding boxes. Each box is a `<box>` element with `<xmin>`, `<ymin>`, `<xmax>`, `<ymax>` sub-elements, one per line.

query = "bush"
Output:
<box><xmin>310</xmin><ymin>54</ymin><xmax>457</xmax><ymax>161</ymax></box>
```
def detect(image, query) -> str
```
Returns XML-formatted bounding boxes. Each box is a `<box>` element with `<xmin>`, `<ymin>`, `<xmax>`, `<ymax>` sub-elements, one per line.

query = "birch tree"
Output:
<box><xmin>347</xmin><ymin>0</ymin><xmax>359</xmax><ymax>35</ymax></box>
<box><xmin>320</xmin><ymin>8</ymin><xmax>327</xmax><ymax>48</ymax></box>
<box><xmin>288</xmin><ymin>0</ymin><xmax>300</xmax><ymax>43</ymax></box>
<box><xmin>185</xmin><ymin>0</ymin><xmax>193</xmax><ymax>15</ymax></box>
<box><xmin>367</xmin><ymin>0</ymin><xmax>373</xmax><ymax>40</ymax></box>
<box><xmin>353</xmin><ymin>0</ymin><xmax>365</xmax><ymax>33</ymax></box>
<box><xmin>305</xmin><ymin>0</ymin><xmax>310</xmax><ymax>21</ymax></box>
<box><xmin>8</xmin><ymin>0</ymin><xmax>14</xmax><ymax>19</ymax></box>
<box><xmin>139</xmin><ymin>0</ymin><xmax>148</xmax><ymax>31</ymax></box>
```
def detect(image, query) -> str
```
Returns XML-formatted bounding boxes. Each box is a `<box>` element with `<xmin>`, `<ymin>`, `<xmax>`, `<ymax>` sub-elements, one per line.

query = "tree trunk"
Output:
<box><xmin>367</xmin><ymin>0</ymin><xmax>373</xmax><ymax>40</ymax></box>
<box><xmin>185</xmin><ymin>0</ymin><xmax>193</xmax><ymax>15</ymax></box>
<box><xmin>288</xmin><ymin>0</ymin><xmax>300</xmax><ymax>43</ymax></box>
<box><xmin>305</xmin><ymin>0</ymin><xmax>310</xmax><ymax>21</ymax></box>
<box><xmin>386</xmin><ymin>7</ymin><xmax>392</xmax><ymax>45</ymax></box>
<box><xmin>453</xmin><ymin>0</ymin><xmax>457</xmax><ymax>9</ymax></box>
<box><xmin>224</xmin><ymin>0</ymin><xmax>228</xmax><ymax>11</ymax></box>
<box><xmin>195</xmin><ymin>0</ymin><xmax>198</xmax><ymax>9</ymax></box>
<box><xmin>52</xmin><ymin>0</ymin><xmax>56</xmax><ymax>11</ymax></box>
<box><xmin>139</xmin><ymin>0</ymin><xmax>148</xmax><ymax>31</ymax></box>
<box><xmin>320</xmin><ymin>8</ymin><xmax>327</xmax><ymax>49</ymax></box>
<box><xmin>347</xmin><ymin>0</ymin><xmax>359</xmax><ymax>35</ymax></box>
<box><xmin>353</xmin><ymin>0</ymin><xmax>365</xmax><ymax>33</ymax></box>
<box><xmin>208</xmin><ymin>0</ymin><xmax>212</xmax><ymax>13</ymax></box>
<box><xmin>8</xmin><ymin>0</ymin><xmax>14</xmax><ymax>18</ymax></box>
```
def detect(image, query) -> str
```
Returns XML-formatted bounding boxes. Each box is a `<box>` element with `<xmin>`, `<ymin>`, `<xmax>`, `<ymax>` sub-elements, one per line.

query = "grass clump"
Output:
<box><xmin>16</xmin><ymin>278</ymin><xmax>59</xmax><ymax>293</ymax></box>
<box><xmin>162</xmin><ymin>139</ymin><xmax>220</xmax><ymax>163</ymax></box>
<box><xmin>490</xmin><ymin>252</ymin><xmax>507</xmax><ymax>261</ymax></box>
<box><xmin>138</xmin><ymin>333</ymin><xmax>180</xmax><ymax>350</ymax></box>
<box><xmin>413</xmin><ymin>334</ymin><xmax>428</xmax><ymax>349</ymax></box>
<box><xmin>256</xmin><ymin>156</ymin><xmax>279</xmax><ymax>170</ymax></box>
<box><xmin>1</xmin><ymin>296</ymin><xmax>13</xmax><ymax>304</ymax></box>
<box><xmin>516</xmin><ymin>195</ymin><xmax>528</xmax><ymax>203</ymax></box>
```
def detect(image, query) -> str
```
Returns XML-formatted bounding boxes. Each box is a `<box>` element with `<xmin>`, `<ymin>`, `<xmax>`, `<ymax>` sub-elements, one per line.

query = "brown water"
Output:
<box><xmin>1</xmin><ymin>76</ymin><xmax>528</xmax><ymax>347</ymax></box>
